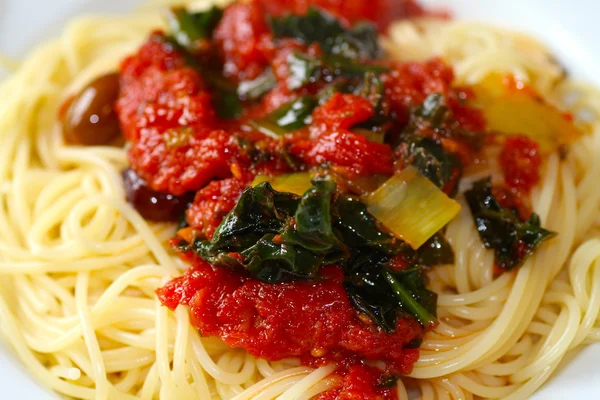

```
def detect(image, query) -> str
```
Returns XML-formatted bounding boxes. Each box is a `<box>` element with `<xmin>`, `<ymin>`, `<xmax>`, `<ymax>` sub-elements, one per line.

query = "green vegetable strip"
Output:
<box><xmin>383</xmin><ymin>271</ymin><xmax>437</xmax><ymax>327</ymax></box>
<box><xmin>251</xmin><ymin>173</ymin><xmax>313</xmax><ymax>195</ymax></box>
<box><xmin>363</xmin><ymin>166</ymin><xmax>461</xmax><ymax>249</ymax></box>
<box><xmin>165</xmin><ymin>8</ymin><xmax>203</xmax><ymax>49</ymax></box>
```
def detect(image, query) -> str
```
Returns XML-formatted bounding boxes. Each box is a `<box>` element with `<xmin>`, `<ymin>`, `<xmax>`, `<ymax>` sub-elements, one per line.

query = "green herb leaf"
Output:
<box><xmin>281</xmin><ymin>179</ymin><xmax>345</xmax><ymax>254</ymax></box>
<box><xmin>287</xmin><ymin>52</ymin><xmax>323</xmax><ymax>90</ymax></box>
<box><xmin>250</xmin><ymin>96</ymin><xmax>318</xmax><ymax>136</ymax></box>
<box><xmin>405</xmin><ymin>136</ymin><xmax>462</xmax><ymax>197</ymax></box>
<box><xmin>184</xmin><ymin>179</ymin><xmax>441</xmax><ymax>331</ymax></box>
<box><xmin>416</xmin><ymin>233</ymin><xmax>455</xmax><ymax>266</ymax></box>
<box><xmin>465</xmin><ymin>178</ymin><xmax>556</xmax><ymax>271</ymax></box>
<box><xmin>165</xmin><ymin>6</ymin><xmax>223</xmax><ymax>51</ymax></box>
<box><xmin>213</xmin><ymin>88</ymin><xmax>243</xmax><ymax>119</ymax></box>
<box><xmin>268</xmin><ymin>7</ymin><xmax>346</xmax><ymax>51</ymax></box>
<box><xmin>330</xmin><ymin>22</ymin><xmax>381</xmax><ymax>59</ymax></box>
<box><xmin>269</xmin><ymin>7</ymin><xmax>381</xmax><ymax>59</ymax></box>
<box><xmin>242</xmin><ymin>234</ymin><xmax>323</xmax><ymax>282</ymax></box>
<box><xmin>237</xmin><ymin>69</ymin><xmax>277</xmax><ymax>101</ymax></box>
<box><xmin>384</xmin><ymin>268</ymin><xmax>437</xmax><ymax>327</ymax></box>
<box><xmin>324</xmin><ymin>54</ymin><xmax>389</xmax><ymax>76</ymax></box>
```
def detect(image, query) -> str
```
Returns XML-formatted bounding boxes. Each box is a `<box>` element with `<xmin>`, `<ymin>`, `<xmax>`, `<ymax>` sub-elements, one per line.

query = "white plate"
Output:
<box><xmin>1</xmin><ymin>0</ymin><xmax>599</xmax><ymax>399</ymax></box>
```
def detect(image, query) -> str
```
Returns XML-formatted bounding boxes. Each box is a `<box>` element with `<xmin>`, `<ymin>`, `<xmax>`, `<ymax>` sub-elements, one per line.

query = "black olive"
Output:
<box><xmin>62</xmin><ymin>73</ymin><xmax>122</xmax><ymax>146</ymax></box>
<box><xmin>122</xmin><ymin>169</ymin><xmax>194</xmax><ymax>222</ymax></box>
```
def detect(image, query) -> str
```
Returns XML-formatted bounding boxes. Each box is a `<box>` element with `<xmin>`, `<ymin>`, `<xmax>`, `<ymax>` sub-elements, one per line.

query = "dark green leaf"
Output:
<box><xmin>324</xmin><ymin>54</ymin><xmax>389</xmax><ymax>76</ymax></box>
<box><xmin>405</xmin><ymin>136</ymin><xmax>462</xmax><ymax>197</ymax></box>
<box><xmin>269</xmin><ymin>7</ymin><xmax>381</xmax><ymax>59</ymax></box>
<box><xmin>330</xmin><ymin>22</ymin><xmax>381</xmax><ymax>59</ymax></box>
<box><xmin>465</xmin><ymin>178</ymin><xmax>556</xmax><ymax>271</ymax></box>
<box><xmin>165</xmin><ymin>6</ymin><xmax>223</xmax><ymax>51</ymax></box>
<box><xmin>281</xmin><ymin>179</ymin><xmax>344</xmax><ymax>254</ymax></box>
<box><xmin>237</xmin><ymin>69</ymin><xmax>277</xmax><ymax>101</ymax></box>
<box><xmin>384</xmin><ymin>268</ymin><xmax>437</xmax><ymax>327</ymax></box>
<box><xmin>334</xmin><ymin>196</ymin><xmax>399</xmax><ymax>254</ymax></box>
<box><xmin>242</xmin><ymin>234</ymin><xmax>323</xmax><ymax>282</ymax></box>
<box><xmin>287</xmin><ymin>52</ymin><xmax>323</xmax><ymax>90</ymax></box>
<box><xmin>416</xmin><ymin>93</ymin><xmax>448</xmax><ymax>128</ymax></box>
<box><xmin>209</xmin><ymin>182</ymin><xmax>299</xmax><ymax>252</ymax></box>
<box><xmin>183</xmin><ymin>179</ymin><xmax>440</xmax><ymax>332</ymax></box>
<box><xmin>355</xmin><ymin>71</ymin><xmax>384</xmax><ymax>110</ymax></box>
<box><xmin>268</xmin><ymin>7</ymin><xmax>346</xmax><ymax>50</ymax></box>
<box><xmin>213</xmin><ymin>88</ymin><xmax>243</xmax><ymax>119</ymax></box>
<box><xmin>416</xmin><ymin>233</ymin><xmax>455</xmax><ymax>266</ymax></box>
<box><xmin>250</xmin><ymin>96</ymin><xmax>318</xmax><ymax>136</ymax></box>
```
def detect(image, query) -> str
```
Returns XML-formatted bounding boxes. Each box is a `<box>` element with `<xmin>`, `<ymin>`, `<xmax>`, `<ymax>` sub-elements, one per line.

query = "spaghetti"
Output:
<box><xmin>0</xmin><ymin>1</ymin><xmax>598</xmax><ymax>400</ymax></box>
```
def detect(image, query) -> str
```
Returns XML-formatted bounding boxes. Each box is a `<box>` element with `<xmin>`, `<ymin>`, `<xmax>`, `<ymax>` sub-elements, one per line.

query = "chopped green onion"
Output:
<box><xmin>362</xmin><ymin>166</ymin><xmax>461</xmax><ymax>249</ymax></box>
<box><xmin>251</xmin><ymin>173</ymin><xmax>313</xmax><ymax>196</ymax></box>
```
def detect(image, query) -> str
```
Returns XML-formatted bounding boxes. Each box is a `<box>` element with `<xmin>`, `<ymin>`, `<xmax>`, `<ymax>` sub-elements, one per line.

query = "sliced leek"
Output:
<box><xmin>251</xmin><ymin>173</ymin><xmax>313</xmax><ymax>196</ymax></box>
<box><xmin>362</xmin><ymin>166</ymin><xmax>460</xmax><ymax>249</ymax></box>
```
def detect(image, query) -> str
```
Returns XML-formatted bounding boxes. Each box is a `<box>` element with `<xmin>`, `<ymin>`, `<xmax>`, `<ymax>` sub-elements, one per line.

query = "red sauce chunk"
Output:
<box><xmin>317</xmin><ymin>365</ymin><xmax>399</xmax><ymax>400</ymax></box>
<box><xmin>109</xmin><ymin>1</ymin><xmax>552</xmax><ymax>397</ymax></box>
<box><xmin>258</xmin><ymin>0</ymin><xmax>434</xmax><ymax>30</ymax></box>
<box><xmin>499</xmin><ymin>135</ymin><xmax>541</xmax><ymax>195</ymax></box>
<box><xmin>213</xmin><ymin>1</ymin><xmax>272</xmax><ymax>80</ymax></box>
<box><xmin>157</xmin><ymin>262</ymin><xmax>422</xmax><ymax>376</ymax></box>
<box><xmin>288</xmin><ymin>94</ymin><xmax>394</xmax><ymax>176</ymax></box>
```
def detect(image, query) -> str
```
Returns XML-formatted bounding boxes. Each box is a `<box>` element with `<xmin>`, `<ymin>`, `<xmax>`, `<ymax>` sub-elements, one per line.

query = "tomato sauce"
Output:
<box><xmin>157</xmin><ymin>261</ymin><xmax>421</xmax><ymax>376</ymax></box>
<box><xmin>109</xmin><ymin>0</ymin><xmax>546</xmax><ymax>397</ymax></box>
<box><xmin>257</xmin><ymin>0</ymin><xmax>437</xmax><ymax>30</ymax></box>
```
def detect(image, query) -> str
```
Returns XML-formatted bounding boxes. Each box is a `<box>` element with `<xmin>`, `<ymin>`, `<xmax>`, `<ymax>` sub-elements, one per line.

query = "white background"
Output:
<box><xmin>1</xmin><ymin>0</ymin><xmax>599</xmax><ymax>399</ymax></box>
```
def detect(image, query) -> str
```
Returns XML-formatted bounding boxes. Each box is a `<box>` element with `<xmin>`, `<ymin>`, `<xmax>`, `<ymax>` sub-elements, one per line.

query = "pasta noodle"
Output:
<box><xmin>0</xmin><ymin>2</ymin><xmax>599</xmax><ymax>400</ymax></box>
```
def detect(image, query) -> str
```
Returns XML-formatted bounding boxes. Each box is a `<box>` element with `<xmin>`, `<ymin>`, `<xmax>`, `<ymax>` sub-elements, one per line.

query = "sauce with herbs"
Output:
<box><xmin>111</xmin><ymin>0</ymin><xmax>561</xmax><ymax>397</ymax></box>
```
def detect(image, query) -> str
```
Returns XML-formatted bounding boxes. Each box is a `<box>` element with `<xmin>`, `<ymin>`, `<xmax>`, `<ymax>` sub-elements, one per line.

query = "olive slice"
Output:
<box><xmin>62</xmin><ymin>72</ymin><xmax>122</xmax><ymax>146</ymax></box>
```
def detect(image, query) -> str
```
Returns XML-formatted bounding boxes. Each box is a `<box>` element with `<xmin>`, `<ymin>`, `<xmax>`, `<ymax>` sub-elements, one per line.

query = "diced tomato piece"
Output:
<box><xmin>258</xmin><ymin>0</ymin><xmax>432</xmax><ymax>30</ymax></box>
<box><xmin>383</xmin><ymin>58</ymin><xmax>454</xmax><ymax>124</ymax></box>
<box><xmin>312</xmin><ymin>93</ymin><xmax>375</xmax><ymax>131</ymax></box>
<box><xmin>213</xmin><ymin>1</ymin><xmax>272</xmax><ymax>80</ymax></box>
<box><xmin>128</xmin><ymin>129</ymin><xmax>238</xmax><ymax>195</ymax></box>
<box><xmin>317</xmin><ymin>365</ymin><xmax>401</xmax><ymax>400</ymax></box>
<box><xmin>186</xmin><ymin>177</ymin><xmax>249</xmax><ymax>239</ymax></box>
<box><xmin>157</xmin><ymin>264</ymin><xmax>422</xmax><ymax>376</ymax></box>
<box><xmin>499</xmin><ymin>135</ymin><xmax>541</xmax><ymax>194</ymax></box>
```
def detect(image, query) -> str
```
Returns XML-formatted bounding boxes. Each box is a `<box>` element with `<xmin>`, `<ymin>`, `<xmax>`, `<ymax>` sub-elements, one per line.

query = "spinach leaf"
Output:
<box><xmin>355</xmin><ymin>71</ymin><xmax>384</xmax><ymax>111</ymax></box>
<box><xmin>281</xmin><ymin>179</ymin><xmax>344</xmax><ymax>254</ymax></box>
<box><xmin>183</xmin><ymin>179</ymin><xmax>442</xmax><ymax>331</ymax></box>
<box><xmin>213</xmin><ymin>88</ymin><xmax>243</xmax><ymax>119</ymax></box>
<box><xmin>287</xmin><ymin>52</ymin><xmax>323</xmax><ymax>90</ymax></box>
<box><xmin>344</xmin><ymin>248</ymin><xmax>400</xmax><ymax>333</ymax></box>
<box><xmin>330</xmin><ymin>22</ymin><xmax>381</xmax><ymax>59</ymax></box>
<box><xmin>464</xmin><ymin>178</ymin><xmax>556</xmax><ymax>271</ymax></box>
<box><xmin>249</xmin><ymin>96</ymin><xmax>318</xmax><ymax>136</ymax></box>
<box><xmin>269</xmin><ymin>7</ymin><xmax>346</xmax><ymax>50</ymax></box>
<box><xmin>323</xmin><ymin>54</ymin><xmax>389</xmax><ymax>76</ymax></box>
<box><xmin>405</xmin><ymin>136</ymin><xmax>462</xmax><ymax>197</ymax></box>
<box><xmin>242</xmin><ymin>234</ymin><xmax>324</xmax><ymax>282</ymax></box>
<box><xmin>416</xmin><ymin>233</ymin><xmax>455</xmax><ymax>266</ymax></box>
<box><xmin>334</xmin><ymin>196</ymin><xmax>399</xmax><ymax>254</ymax></box>
<box><xmin>384</xmin><ymin>268</ymin><xmax>437</xmax><ymax>327</ymax></box>
<box><xmin>237</xmin><ymin>69</ymin><xmax>277</xmax><ymax>101</ymax></box>
<box><xmin>269</xmin><ymin>7</ymin><xmax>381</xmax><ymax>59</ymax></box>
<box><xmin>208</xmin><ymin>182</ymin><xmax>299</xmax><ymax>252</ymax></box>
<box><xmin>165</xmin><ymin>6</ymin><xmax>223</xmax><ymax>51</ymax></box>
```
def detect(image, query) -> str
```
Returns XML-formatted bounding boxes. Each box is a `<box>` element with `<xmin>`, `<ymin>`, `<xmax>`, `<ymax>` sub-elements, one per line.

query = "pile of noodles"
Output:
<box><xmin>0</xmin><ymin>1</ymin><xmax>598</xmax><ymax>399</ymax></box>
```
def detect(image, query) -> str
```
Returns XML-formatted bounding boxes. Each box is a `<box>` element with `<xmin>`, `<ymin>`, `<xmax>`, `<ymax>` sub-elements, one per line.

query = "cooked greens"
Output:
<box><xmin>179</xmin><ymin>180</ymin><xmax>444</xmax><ymax>330</ymax></box>
<box><xmin>269</xmin><ymin>7</ymin><xmax>380</xmax><ymax>59</ymax></box>
<box><xmin>465</xmin><ymin>178</ymin><xmax>556</xmax><ymax>270</ymax></box>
